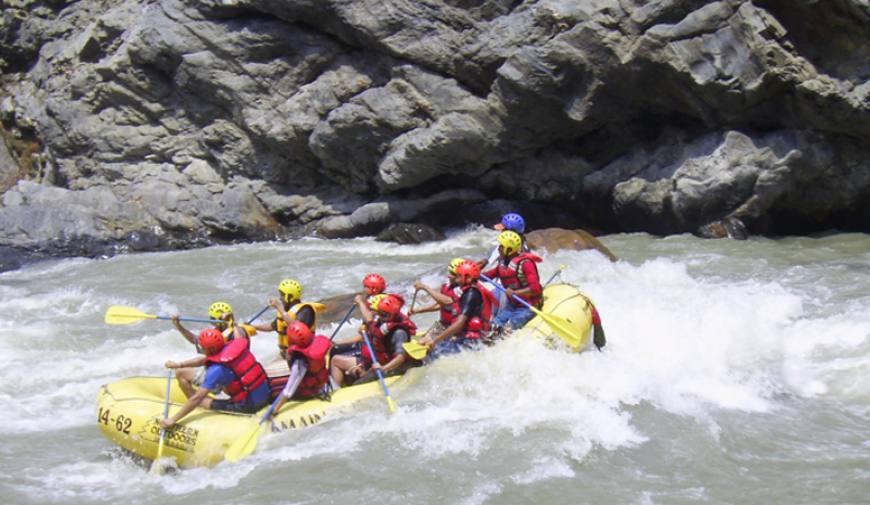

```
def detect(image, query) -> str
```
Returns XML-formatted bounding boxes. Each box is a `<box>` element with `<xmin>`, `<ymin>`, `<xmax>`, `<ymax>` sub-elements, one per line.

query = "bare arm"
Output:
<box><xmin>410</xmin><ymin>302</ymin><xmax>440</xmax><ymax>316</ymax></box>
<box><xmin>171</xmin><ymin>315</ymin><xmax>196</xmax><ymax>346</ymax></box>
<box><xmin>355</xmin><ymin>294</ymin><xmax>374</xmax><ymax>324</ymax></box>
<box><xmin>165</xmin><ymin>355</ymin><xmax>207</xmax><ymax>369</ymax></box>
<box><xmin>252</xmin><ymin>321</ymin><xmax>274</xmax><ymax>332</ymax></box>
<box><xmin>380</xmin><ymin>351</ymin><xmax>406</xmax><ymax>374</ymax></box>
<box><xmin>420</xmin><ymin>315</ymin><xmax>468</xmax><ymax>347</ymax></box>
<box><xmin>160</xmin><ymin>386</ymin><xmax>210</xmax><ymax>428</ymax></box>
<box><xmin>414</xmin><ymin>281</ymin><xmax>454</xmax><ymax>306</ymax></box>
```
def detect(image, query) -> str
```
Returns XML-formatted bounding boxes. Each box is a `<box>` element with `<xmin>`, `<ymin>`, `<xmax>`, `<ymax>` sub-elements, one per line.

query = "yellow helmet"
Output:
<box><xmin>208</xmin><ymin>301</ymin><xmax>233</xmax><ymax>320</ymax></box>
<box><xmin>448</xmin><ymin>257</ymin><xmax>466</xmax><ymax>275</ymax></box>
<box><xmin>369</xmin><ymin>294</ymin><xmax>387</xmax><ymax>312</ymax></box>
<box><xmin>497</xmin><ymin>230</ymin><xmax>523</xmax><ymax>256</ymax></box>
<box><xmin>278</xmin><ymin>279</ymin><xmax>303</xmax><ymax>302</ymax></box>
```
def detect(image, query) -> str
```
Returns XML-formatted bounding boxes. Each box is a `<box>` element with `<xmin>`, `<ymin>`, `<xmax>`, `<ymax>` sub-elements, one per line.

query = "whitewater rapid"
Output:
<box><xmin>1</xmin><ymin>230</ymin><xmax>867</xmax><ymax>504</ymax></box>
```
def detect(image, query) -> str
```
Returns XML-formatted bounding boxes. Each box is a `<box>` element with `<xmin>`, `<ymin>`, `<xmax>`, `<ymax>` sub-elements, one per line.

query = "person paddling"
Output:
<box><xmin>483</xmin><ymin>230</ymin><xmax>543</xmax><ymax>331</ymax></box>
<box><xmin>410</xmin><ymin>257</ymin><xmax>465</xmax><ymax>339</ymax></box>
<box><xmin>330</xmin><ymin>294</ymin><xmax>417</xmax><ymax>386</ymax></box>
<box><xmin>418</xmin><ymin>260</ymin><xmax>498</xmax><ymax>358</ymax></box>
<box><xmin>362</xmin><ymin>273</ymin><xmax>387</xmax><ymax>301</ymax></box>
<box><xmin>252</xmin><ymin>279</ymin><xmax>317</xmax><ymax>359</ymax></box>
<box><xmin>480</xmin><ymin>212</ymin><xmax>529</xmax><ymax>270</ymax></box>
<box><xmin>159</xmin><ymin>328</ymin><xmax>270</xmax><ymax>429</ymax></box>
<box><xmin>170</xmin><ymin>302</ymin><xmax>256</xmax><ymax>397</ymax></box>
<box><xmin>268</xmin><ymin>321</ymin><xmax>333</xmax><ymax>418</ymax></box>
<box><xmin>328</xmin><ymin>270</ymin><xmax>389</xmax><ymax>371</ymax></box>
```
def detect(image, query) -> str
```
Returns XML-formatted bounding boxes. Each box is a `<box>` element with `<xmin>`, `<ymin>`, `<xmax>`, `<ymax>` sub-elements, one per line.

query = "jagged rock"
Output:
<box><xmin>0</xmin><ymin>0</ymin><xmax>868</xmax><ymax>258</ymax></box>
<box><xmin>315</xmin><ymin>292</ymin><xmax>359</xmax><ymax>326</ymax></box>
<box><xmin>317</xmin><ymin>189</ymin><xmax>487</xmax><ymax>238</ymax></box>
<box><xmin>600</xmin><ymin>129</ymin><xmax>869</xmax><ymax>235</ymax></box>
<box><xmin>0</xmin><ymin>245</ymin><xmax>28</xmax><ymax>273</ymax></box>
<box><xmin>0</xmin><ymin>132</ymin><xmax>19</xmax><ymax>193</ymax></box>
<box><xmin>696</xmin><ymin>217</ymin><xmax>749</xmax><ymax>239</ymax></box>
<box><xmin>376</xmin><ymin>223</ymin><xmax>445</xmax><ymax>244</ymax></box>
<box><xmin>526</xmin><ymin>228</ymin><xmax>618</xmax><ymax>261</ymax></box>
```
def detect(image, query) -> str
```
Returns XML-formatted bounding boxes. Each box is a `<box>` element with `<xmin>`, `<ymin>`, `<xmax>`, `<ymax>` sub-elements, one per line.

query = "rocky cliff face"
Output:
<box><xmin>1</xmin><ymin>0</ymin><xmax>868</xmax><ymax>258</ymax></box>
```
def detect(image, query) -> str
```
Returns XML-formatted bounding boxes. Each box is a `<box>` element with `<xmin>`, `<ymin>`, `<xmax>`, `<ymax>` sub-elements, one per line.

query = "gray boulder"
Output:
<box><xmin>376</xmin><ymin>223</ymin><xmax>446</xmax><ymax>244</ymax></box>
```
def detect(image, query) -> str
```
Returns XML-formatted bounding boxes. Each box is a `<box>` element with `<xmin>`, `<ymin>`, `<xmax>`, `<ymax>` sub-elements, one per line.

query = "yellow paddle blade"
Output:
<box><xmin>224</xmin><ymin>422</ymin><xmax>265</xmax><ymax>463</ymax></box>
<box><xmin>530</xmin><ymin>307</ymin><xmax>582</xmax><ymax>349</ymax></box>
<box><xmin>386</xmin><ymin>396</ymin><xmax>397</xmax><ymax>413</ymax></box>
<box><xmin>104</xmin><ymin>305</ymin><xmax>157</xmax><ymax>325</ymax></box>
<box><xmin>402</xmin><ymin>341</ymin><xmax>428</xmax><ymax>360</ymax></box>
<box><xmin>149</xmin><ymin>453</ymin><xmax>167</xmax><ymax>475</ymax></box>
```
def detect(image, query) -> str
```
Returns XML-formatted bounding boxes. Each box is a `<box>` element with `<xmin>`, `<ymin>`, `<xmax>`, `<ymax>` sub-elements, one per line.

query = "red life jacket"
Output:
<box><xmin>439</xmin><ymin>282</ymin><xmax>461</xmax><ymax>325</ymax></box>
<box><xmin>459</xmin><ymin>283</ymin><xmax>498</xmax><ymax>339</ymax></box>
<box><xmin>204</xmin><ymin>338</ymin><xmax>267</xmax><ymax>402</ymax></box>
<box><xmin>496</xmin><ymin>252</ymin><xmax>543</xmax><ymax>306</ymax></box>
<box><xmin>286</xmin><ymin>334</ymin><xmax>332</xmax><ymax>398</ymax></box>
<box><xmin>362</xmin><ymin>313</ymin><xmax>417</xmax><ymax>367</ymax></box>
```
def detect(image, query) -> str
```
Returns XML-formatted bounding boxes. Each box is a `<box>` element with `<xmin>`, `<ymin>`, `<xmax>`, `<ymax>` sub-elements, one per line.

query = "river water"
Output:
<box><xmin>1</xmin><ymin>229</ymin><xmax>868</xmax><ymax>504</ymax></box>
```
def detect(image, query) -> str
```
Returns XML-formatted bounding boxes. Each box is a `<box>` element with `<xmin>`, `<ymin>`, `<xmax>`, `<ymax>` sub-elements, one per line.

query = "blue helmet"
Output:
<box><xmin>501</xmin><ymin>213</ymin><xmax>525</xmax><ymax>233</ymax></box>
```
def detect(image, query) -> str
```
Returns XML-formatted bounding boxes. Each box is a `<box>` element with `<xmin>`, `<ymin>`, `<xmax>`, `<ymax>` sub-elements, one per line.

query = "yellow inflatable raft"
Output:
<box><xmin>96</xmin><ymin>283</ymin><xmax>596</xmax><ymax>468</ymax></box>
<box><xmin>97</xmin><ymin>374</ymin><xmax>407</xmax><ymax>468</ymax></box>
<box><xmin>513</xmin><ymin>283</ymin><xmax>595</xmax><ymax>351</ymax></box>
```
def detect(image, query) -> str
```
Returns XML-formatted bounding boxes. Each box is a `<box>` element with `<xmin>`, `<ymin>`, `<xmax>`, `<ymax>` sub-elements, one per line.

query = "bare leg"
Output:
<box><xmin>330</xmin><ymin>355</ymin><xmax>358</xmax><ymax>387</ymax></box>
<box><xmin>175</xmin><ymin>367</ymin><xmax>198</xmax><ymax>398</ymax></box>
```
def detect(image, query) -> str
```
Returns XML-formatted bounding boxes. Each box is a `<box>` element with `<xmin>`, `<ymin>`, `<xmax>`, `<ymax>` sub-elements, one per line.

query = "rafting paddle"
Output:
<box><xmin>150</xmin><ymin>370</ymin><xmax>173</xmax><ymax>475</ymax></box>
<box><xmin>409</xmin><ymin>288</ymin><xmax>419</xmax><ymax>314</ymax></box>
<box><xmin>543</xmin><ymin>264</ymin><xmax>566</xmax><ymax>287</ymax></box>
<box><xmin>329</xmin><ymin>303</ymin><xmax>357</xmax><ymax>341</ymax></box>
<box><xmin>401</xmin><ymin>316</ymin><xmax>444</xmax><ymax>359</ymax></box>
<box><xmin>402</xmin><ymin>340</ymin><xmax>429</xmax><ymax>360</ymax></box>
<box><xmin>245</xmin><ymin>305</ymin><xmax>271</xmax><ymax>324</ymax></box>
<box><xmin>224</xmin><ymin>394</ymin><xmax>282</xmax><ymax>463</ymax></box>
<box><xmin>105</xmin><ymin>305</ymin><xmax>225</xmax><ymax>325</ymax></box>
<box><xmin>480</xmin><ymin>274</ymin><xmax>582</xmax><ymax>349</ymax></box>
<box><xmin>361</xmin><ymin>331</ymin><xmax>397</xmax><ymax>413</ymax></box>
<box><xmin>224</xmin><ymin>303</ymin><xmax>358</xmax><ymax>463</ymax></box>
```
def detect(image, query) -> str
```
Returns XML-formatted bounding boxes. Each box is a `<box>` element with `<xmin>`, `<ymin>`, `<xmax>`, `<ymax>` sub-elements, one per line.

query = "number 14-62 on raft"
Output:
<box><xmin>98</xmin><ymin>407</ymin><xmax>132</xmax><ymax>434</ymax></box>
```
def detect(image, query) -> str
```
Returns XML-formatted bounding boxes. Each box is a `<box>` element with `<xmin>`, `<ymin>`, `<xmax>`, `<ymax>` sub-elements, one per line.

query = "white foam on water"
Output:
<box><xmin>556</xmin><ymin>253</ymin><xmax>805</xmax><ymax>416</ymax></box>
<box><xmin>509</xmin><ymin>456</ymin><xmax>575</xmax><ymax>484</ymax></box>
<box><xmin>2</xmin><ymin>231</ymin><xmax>868</xmax><ymax>503</ymax></box>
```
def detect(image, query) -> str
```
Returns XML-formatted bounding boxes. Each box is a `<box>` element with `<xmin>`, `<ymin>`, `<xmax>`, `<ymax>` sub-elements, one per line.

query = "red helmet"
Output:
<box><xmin>467</xmin><ymin>317</ymin><xmax>484</xmax><ymax>332</ymax></box>
<box><xmin>377</xmin><ymin>294</ymin><xmax>403</xmax><ymax>315</ymax></box>
<box><xmin>363</xmin><ymin>273</ymin><xmax>386</xmax><ymax>293</ymax></box>
<box><xmin>455</xmin><ymin>260</ymin><xmax>480</xmax><ymax>284</ymax></box>
<box><xmin>286</xmin><ymin>320</ymin><xmax>313</xmax><ymax>348</ymax></box>
<box><xmin>198</xmin><ymin>328</ymin><xmax>225</xmax><ymax>355</ymax></box>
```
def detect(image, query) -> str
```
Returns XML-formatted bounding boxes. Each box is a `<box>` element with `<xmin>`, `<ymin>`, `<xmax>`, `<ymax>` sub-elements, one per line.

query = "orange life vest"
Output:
<box><xmin>495</xmin><ymin>252</ymin><xmax>543</xmax><ymax>306</ymax></box>
<box><xmin>439</xmin><ymin>282</ymin><xmax>462</xmax><ymax>325</ymax></box>
<box><xmin>204</xmin><ymin>338</ymin><xmax>267</xmax><ymax>402</ymax></box>
<box><xmin>460</xmin><ymin>283</ymin><xmax>498</xmax><ymax>339</ymax></box>
<box><xmin>362</xmin><ymin>314</ymin><xmax>417</xmax><ymax>366</ymax></box>
<box><xmin>286</xmin><ymin>334</ymin><xmax>332</xmax><ymax>398</ymax></box>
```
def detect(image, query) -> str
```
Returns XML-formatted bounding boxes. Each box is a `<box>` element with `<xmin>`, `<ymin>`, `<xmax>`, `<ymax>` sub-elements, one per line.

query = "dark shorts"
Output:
<box><xmin>331</xmin><ymin>342</ymin><xmax>362</xmax><ymax>358</ymax></box>
<box><xmin>211</xmin><ymin>397</ymin><xmax>266</xmax><ymax>414</ymax></box>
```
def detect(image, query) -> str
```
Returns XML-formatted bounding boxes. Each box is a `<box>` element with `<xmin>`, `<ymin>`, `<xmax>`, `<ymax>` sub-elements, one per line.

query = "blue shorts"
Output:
<box><xmin>492</xmin><ymin>303</ymin><xmax>534</xmax><ymax>329</ymax></box>
<box><xmin>210</xmin><ymin>385</ymin><xmax>271</xmax><ymax>414</ymax></box>
<box><xmin>424</xmin><ymin>337</ymin><xmax>484</xmax><ymax>363</ymax></box>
